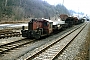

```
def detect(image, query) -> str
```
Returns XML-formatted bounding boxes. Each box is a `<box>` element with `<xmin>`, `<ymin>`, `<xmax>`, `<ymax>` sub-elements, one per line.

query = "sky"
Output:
<box><xmin>43</xmin><ymin>0</ymin><xmax>90</xmax><ymax>16</ymax></box>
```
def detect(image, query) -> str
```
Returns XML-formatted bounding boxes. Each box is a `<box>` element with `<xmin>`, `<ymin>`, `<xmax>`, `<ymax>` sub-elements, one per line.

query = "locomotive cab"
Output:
<box><xmin>43</xmin><ymin>20</ymin><xmax>53</xmax><ymax>34</ymax></box>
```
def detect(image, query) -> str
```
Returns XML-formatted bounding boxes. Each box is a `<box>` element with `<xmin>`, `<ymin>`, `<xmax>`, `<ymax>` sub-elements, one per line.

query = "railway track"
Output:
<box><xmin>0</xmin><ymin>38</ymin><xmax>34</xmax><ymax>54</ymax></box>
<box><xmin>23</xmin><ymin>23</ymin><xmax>87</xmax><ymax>60</ymax></box>
<box><xmin>0</xmin><ymin>29</ymin><xmax>21</xmax><ymax>39</ymax></box>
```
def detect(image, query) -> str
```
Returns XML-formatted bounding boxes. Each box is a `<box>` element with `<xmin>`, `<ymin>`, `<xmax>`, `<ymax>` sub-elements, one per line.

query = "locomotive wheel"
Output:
<box><xmin>35</xmin><ymin>34</ymin><xmax>41</xmax><ymax>39</ymax></box>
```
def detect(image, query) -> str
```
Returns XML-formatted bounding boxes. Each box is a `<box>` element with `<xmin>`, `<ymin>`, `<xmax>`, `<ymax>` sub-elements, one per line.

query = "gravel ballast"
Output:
<box><xmin>55</xmin><ymin>22</ymin><xmax>90</xmax><ymax>60</ymax></box>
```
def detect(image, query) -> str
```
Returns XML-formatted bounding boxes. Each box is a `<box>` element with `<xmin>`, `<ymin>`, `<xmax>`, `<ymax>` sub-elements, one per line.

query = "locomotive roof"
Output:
<box><xmin>31</xmin><ymin>18</ymin><xmax>53</xmax><ymax>22</ymax></box>
<box><xmin>30</xmin><ymin>18</ymin><xmax>65</xmax><ymax>25</ymax></box>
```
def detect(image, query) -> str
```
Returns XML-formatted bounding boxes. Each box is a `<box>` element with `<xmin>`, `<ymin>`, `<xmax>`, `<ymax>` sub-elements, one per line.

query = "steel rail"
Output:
<box><xmin>0</xmin><ymin>38</ymin><xmax>35</xmax><ymax>54</ymax></box>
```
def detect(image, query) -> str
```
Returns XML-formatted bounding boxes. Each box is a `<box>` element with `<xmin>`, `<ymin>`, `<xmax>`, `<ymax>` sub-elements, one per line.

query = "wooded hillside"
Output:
<box><xmin>0</xmin><ymin>0</ymin><xmax>70</xmax><ymax>21</ymax></box>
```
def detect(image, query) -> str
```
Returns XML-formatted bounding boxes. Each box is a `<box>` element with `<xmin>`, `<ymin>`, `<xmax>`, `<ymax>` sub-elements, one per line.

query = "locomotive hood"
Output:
<box><xmin>43</xmin><ymin>18</ymin><xmax>65</xmax><ymax>25</ymax></box>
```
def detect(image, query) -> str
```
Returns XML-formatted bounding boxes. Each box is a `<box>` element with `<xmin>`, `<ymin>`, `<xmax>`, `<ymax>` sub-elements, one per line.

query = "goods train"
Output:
<box><xmin>21</xmin><ymin>14</ymin><xmax>85</xmax><ymax>39</ymax></box>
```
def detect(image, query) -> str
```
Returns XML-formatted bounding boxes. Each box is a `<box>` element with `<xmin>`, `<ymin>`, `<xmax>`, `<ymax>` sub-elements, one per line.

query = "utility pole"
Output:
<box><xmin>62</xmin><ymin>0</ymin><xmax>64</xmax><ymax>14</ymax></box>
<box><xmin>62</xmin><ymin>0</ymin><xmax>64</xmax><ymax>5</ymax></box>
<box><xmin>78</xmin><ymin>7</ymin><xmax>79</xmax><ymax>18</ymax></box>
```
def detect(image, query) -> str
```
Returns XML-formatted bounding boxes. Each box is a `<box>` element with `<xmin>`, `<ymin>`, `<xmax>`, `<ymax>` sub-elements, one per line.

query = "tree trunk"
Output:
<box><xmin>5</xmin><ymin>0</ymin><xmax>7</xmax><ymax>7</ymax></box>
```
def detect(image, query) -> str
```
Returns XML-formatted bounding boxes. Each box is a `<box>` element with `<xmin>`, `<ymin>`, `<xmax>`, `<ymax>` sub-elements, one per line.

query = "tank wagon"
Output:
<box><xmin>65</xmin><ymin>17</ymin><xmax>78</xmax><ymax>27</ymax></box>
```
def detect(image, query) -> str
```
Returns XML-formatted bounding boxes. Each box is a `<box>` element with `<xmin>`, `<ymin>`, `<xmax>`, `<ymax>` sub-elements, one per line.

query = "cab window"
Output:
<box><xmin>43</xmin><ymin>22</ymin><xmax>48</xmax><ymax>26</ymax></box>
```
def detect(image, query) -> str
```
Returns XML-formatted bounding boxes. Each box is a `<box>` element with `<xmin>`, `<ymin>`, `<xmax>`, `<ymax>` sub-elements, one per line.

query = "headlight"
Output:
<box><xmin>57</xmin><ymin>25</ymin><xmax>60</xmax><ymax>27</ymax></box>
